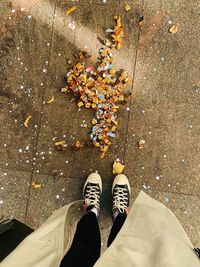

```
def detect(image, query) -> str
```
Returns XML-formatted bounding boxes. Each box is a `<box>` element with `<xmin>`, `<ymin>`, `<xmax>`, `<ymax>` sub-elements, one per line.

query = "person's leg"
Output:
<box><xmin>107</xmin><ymin>174</ymin><xmax>131</xmax><ymax>247</ymax></box>
<box><xmin>60</xmin><ymin>211</ymin><xmax>101</xmax><ymax>267</ymax></box>
<box><xmin>107</xmin><ymin>212</ymin><xmax>126</xmax><ymax>247</ymax></box>
<box><xmin>60</xmin><ymin>173</ymin><xmax>102</xmax><ymax>267</ymax></box>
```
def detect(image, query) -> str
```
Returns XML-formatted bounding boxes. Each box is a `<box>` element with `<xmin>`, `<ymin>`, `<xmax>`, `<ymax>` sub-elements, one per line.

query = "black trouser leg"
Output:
<box><xmin>107</xmin><ymin>212</ymin><xmax>127</xmax><ymax>247</ymax></box>
<box><xmin>60</xmin><ymin>211</ymin><xmax>101</xmax><ymax>267</ymax></box>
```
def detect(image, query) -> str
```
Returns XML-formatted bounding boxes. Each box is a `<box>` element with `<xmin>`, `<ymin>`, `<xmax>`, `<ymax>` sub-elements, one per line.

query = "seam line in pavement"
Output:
<box><xmin>24</xmin><ymin>0</ymin><xmax>58</xmax><ymax>222</ymax></box>
<box><xmin>122</xmin><ymin>0</ymin><xmax>145</xmax><ymax>162</ymax></box>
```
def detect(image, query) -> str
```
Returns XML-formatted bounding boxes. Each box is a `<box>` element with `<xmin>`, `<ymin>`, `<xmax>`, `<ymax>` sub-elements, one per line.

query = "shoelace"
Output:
<box><xmin>113</xmin><ymin>187</ymin><xmax>128</xmax><ymax>213</ymax></box>
<box><xmin>84</xmin><ymin>185</ymin><xmax>100</xmax><ymax>209</ymax></box>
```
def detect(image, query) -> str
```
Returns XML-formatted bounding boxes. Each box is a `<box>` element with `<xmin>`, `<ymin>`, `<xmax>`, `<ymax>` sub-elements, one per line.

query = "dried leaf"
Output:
<box><xmin>66</xmin><ymin>6</ymin><xmax>76</xmax><ymax>15</ymax></box>
<box><xmin>169</xmin><ymin>25</ymin><xmax>179</xmax><ymax>33</ymax></box>
<box><xmin>74</xmin><ymin>140</ymin><xmax>82</xmax><ymax>151</ymax></box>
<box><xmin>24</xmin><ymin>115</ymin><xmax>32</xmax><ymax>128</ymax></box>
<box><xmin>45</xmin><ymin>96</ymin><xmax>54</xmax><ymax>104</ymax></box>
<box><xmin>113</xmin><ymin>161</ymin><xmax>125</xmax><ymax>174</ymax></box>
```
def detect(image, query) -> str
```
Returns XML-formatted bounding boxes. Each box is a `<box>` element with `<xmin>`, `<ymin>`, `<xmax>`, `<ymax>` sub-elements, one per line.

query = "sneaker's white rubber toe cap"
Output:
<box><xmin>112</xmin><ymin>174</ymin><xmax>131</xmax><ymax>195</ymax></box>
<box><xmin>83</xmin><ymin>173</ymin><xmax>102</xmax><ymax>194</ymax></box>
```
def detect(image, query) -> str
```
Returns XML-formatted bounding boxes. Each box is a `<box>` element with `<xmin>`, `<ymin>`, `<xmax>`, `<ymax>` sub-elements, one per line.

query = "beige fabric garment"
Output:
<box><xmin>1</xmin><ymin>191</ymin><xmax>199</xmax><ymax>267</ymax></box>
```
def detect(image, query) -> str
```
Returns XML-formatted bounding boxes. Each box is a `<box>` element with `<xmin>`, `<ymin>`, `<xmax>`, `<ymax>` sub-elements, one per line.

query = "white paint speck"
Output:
<box><xmin>56</xmin><ymin>194</ymin><xmax>60</xmax><ymax>199</ymax></box>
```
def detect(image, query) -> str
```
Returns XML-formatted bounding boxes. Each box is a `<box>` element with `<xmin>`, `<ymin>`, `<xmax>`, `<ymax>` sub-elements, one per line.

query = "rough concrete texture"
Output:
<box><xmin>0</xmin><ymin>0</ymin><xmax>200</xmax><ymax>253</ymax></box>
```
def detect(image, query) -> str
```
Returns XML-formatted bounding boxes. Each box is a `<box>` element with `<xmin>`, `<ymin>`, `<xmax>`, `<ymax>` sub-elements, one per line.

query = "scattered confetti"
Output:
<box><xmin>164</xmin><ymin>196</ymin><xmax>170</xmax><ymax>203</ymax></box>
<box><xmin>24</xmin><ymin>115</ymin><xmax>32</xmax><ymax>128</ymax></box>
<box><xmin>125</xmin><ymin>4</ymin><xmax>131</xmax><ymax>12</ymax></box>
<box><xmin>66</xmin><ymin>6</ymin><xmax>77</xmax><ymax>15</ymax></box>
<box><xmin>143</xmin><ymin>183</ymin><xmax>149</xmax><ymax>190</ymax></box>
<box><xmin>55</xmin><ymin>141</ymin><xmax>67</xmax><ymax>151</ymax></box>
<box><xmin>62</xmin><ymin>47</ymin><xmax>129</xmax><ymax>158</ymax></box>
<box><xmin>155</xmin><ymin>175</ymin><xmax>160</xmax><ymax>180</ymax></box>
<box><xmin>68</xmin><ymin>22</ymin><xmax>76</xmax><ymax>30</ymax></box>
<box><xmin>45</xmin><ymin>96</ymin><xmax>55</xmax><ymax>104</ymax></box>
<box><xmin>74</xmin><ymin>140</ymin><xmax>82</xmax><ymax>151</ymax></box>
<box><xmin>112</xmin><ymin>16</ymin><xmax>124</xmax><ymax>50</ymax></box>
<box><xmin>160</xmin><ymin>56</ymin><xmax>166</xmax><ymax>62</ymax></box>
<box><xmin>113</xmin><ymin>161</ymin><xmax>125</xmax><ymax>174</ymax></box>
<box><xmin>138</xmin><ymin>139</ymin><xmax>146</xmax><ymax>149</ymax></box>
<box><xmin>169</xmin><ymin>25</ymin><xmax>179</xmax><ymax>33</ymax></box>
<box><xmin>32</xmin><ymin>182</ymin><xmax>41</xmax><ymax>189</ymax></box>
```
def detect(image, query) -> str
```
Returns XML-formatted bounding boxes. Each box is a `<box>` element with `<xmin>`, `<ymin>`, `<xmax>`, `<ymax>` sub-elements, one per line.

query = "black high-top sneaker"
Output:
<box><xmin>112</xmin><ymin>174</ymin><xmax>131</xmax><ymax>220</ymax></box>
<box><xmin>83</xmin><ymin>173</ymin><xmax>102</xmax><ymax>217</ymax></box>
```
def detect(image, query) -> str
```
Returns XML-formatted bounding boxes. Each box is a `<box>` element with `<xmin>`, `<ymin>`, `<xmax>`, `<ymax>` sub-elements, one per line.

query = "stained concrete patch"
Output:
<box><xmin>0</xmin><ymin>169</ymin><xmax>31</xmax><ymax>222</ymax></box>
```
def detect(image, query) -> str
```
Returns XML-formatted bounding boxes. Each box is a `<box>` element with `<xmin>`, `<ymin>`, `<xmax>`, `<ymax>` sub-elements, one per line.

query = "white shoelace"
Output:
<box><xmin>84</xmin><ymin>185</ymin><xmax>100</xmax><ymax>209</ymax></box>
<box><xmin>113</xmin><ymin>187</ymin><xmax>128</xmax><ymax>213</ymax></box>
